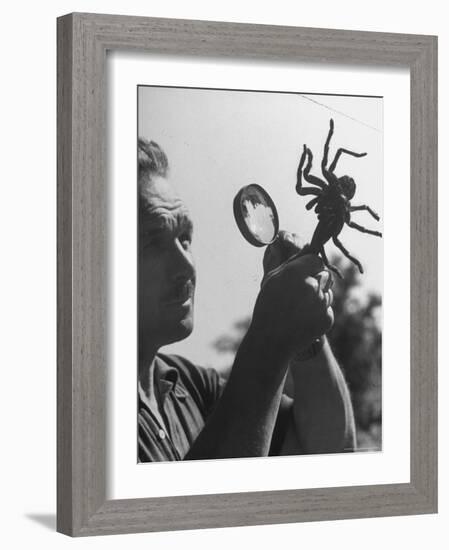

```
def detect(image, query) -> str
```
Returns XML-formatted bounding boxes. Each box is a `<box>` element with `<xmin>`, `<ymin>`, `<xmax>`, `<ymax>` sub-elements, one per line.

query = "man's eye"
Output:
<box><xmin>142</xmin><ymin>235</ymin><xmax>164</xmax><ymax>250</ymax></box>
<box><xmin>179</xmin><ymin>233</ymin><xmax>192</xmax><ymax>249</ymax></box>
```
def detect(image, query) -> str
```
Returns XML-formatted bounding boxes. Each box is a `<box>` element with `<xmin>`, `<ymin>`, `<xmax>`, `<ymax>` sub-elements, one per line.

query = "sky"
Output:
<box><xmin>138</xmin><ymin>86</ymin><xmax>383</xmax><ymax>370</ymax></box>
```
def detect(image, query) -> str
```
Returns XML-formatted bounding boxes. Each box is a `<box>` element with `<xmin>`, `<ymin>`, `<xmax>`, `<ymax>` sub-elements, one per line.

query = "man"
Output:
<box><xmin>138</xmin><ymin>137</ymin><xmax>356</xmax><ymax>461</ymax></box>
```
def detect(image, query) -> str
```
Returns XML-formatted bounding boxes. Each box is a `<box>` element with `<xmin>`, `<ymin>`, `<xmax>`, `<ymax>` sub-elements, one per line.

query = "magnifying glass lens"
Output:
<box><xmin>233</xmin><ymin>184</ymin><xmax>279</xmax><ymax>247</ymax></box>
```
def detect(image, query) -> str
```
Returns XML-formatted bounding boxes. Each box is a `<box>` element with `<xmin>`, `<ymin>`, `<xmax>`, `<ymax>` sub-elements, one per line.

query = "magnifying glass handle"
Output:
<box><xmin>262</xmin><ymin>242</ymin><xmax>320</xmax><ymax>284</ymax></box>
<box><xmin>282</xmin><ymin>247</ymin><xmax>332</xmax><ymax>291</ymax></box>
<box><xmin>261</xmin><ymin>246</ymin><xmax>306</xmax><ymax>288</ymax></box>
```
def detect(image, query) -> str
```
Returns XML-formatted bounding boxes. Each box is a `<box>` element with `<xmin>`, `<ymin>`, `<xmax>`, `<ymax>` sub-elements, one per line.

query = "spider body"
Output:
<box><xmin>296</xmin><ymin>119</ymin><xmax>382</xmax><ymax>277</ymax></box>
<box><xmin>309</xmin><ymin>184</ymin><xmax>348</xmax><ymax>249</ymax></box>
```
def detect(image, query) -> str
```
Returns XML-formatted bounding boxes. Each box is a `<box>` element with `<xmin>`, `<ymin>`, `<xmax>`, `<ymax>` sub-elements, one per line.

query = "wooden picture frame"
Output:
<box><xmin>57</xmin><ymin>12</ymin><xmax>438</xmax><ymax>536</ymax></box>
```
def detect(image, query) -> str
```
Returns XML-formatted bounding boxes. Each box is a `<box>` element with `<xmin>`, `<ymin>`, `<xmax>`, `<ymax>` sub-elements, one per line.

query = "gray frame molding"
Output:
<box><xmin>57</xmin><ymin>12</ymin><xmax>438</xmax><ymax>537</ymax></box>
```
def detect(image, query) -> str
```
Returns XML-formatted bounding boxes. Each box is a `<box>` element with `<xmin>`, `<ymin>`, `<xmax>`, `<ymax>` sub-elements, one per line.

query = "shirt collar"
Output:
<box><xmin>154</xmin><ymin>355</ymin><xmax>180</xmax><ymax>401</ymax></box>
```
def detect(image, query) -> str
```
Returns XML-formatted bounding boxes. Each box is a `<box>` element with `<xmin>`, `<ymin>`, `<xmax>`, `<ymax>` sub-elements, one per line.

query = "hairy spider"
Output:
<box><xmin>296</xmin><ymin>118</ymin><xmax>382</xmax><ymax>278</ymax></box>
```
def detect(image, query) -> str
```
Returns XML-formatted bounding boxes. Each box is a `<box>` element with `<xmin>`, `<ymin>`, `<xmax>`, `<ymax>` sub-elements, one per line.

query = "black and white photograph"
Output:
<box><xmin>0</xmin><ymin>1</ymin><xmax>440</xmax><ymax>544</ymax></box>
<box><xmin>137</xmin><ymin>85</ymin><xmax>383</xmax><ymax>462</ymax></box>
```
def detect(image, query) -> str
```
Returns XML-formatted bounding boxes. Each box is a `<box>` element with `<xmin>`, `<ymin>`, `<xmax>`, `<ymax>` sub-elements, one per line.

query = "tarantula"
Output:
<box><xmin>296</xmin><ymin>118</ymin><xmax>382</xmax><ymax>278</ymax></box>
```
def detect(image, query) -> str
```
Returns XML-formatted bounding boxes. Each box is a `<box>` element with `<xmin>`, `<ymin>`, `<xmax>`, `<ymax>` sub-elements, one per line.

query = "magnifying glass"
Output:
<box><xmin>233</xmin><ymin>184</ymin><xmax>331</xmax><ymax>361</ymax></box>
<box><xmin>233</xmin><ymin>184</ymin><xmax>279</xmax><ymax>247</ymax></box>
<box><xmin>233</xmin><ymin>184</ymin><xmax>329</xmax><ymax>360</ymax></box>
<box><xmin>233</xmin><ymin>183</ymin><xmax>330</xmax><ymax>286</ymax></box>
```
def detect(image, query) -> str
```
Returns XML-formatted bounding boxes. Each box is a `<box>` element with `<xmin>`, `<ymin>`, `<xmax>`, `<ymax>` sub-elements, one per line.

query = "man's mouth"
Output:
<box><xmin>164</xmin><ymin>280</ymin><xmax>195</xmax><ymax>305</ymax></box>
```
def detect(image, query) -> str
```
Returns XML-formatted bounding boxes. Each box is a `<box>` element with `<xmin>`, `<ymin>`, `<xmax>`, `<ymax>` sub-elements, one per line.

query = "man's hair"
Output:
<box><xmin>138</xmin><ymin>137</ymin><xmax>169</xmax><ymax>182</ymax></box>
<box><xmin>138</xmin><ymin>138</ymin><xmax>170</xmax><ymax>220</ymax></box>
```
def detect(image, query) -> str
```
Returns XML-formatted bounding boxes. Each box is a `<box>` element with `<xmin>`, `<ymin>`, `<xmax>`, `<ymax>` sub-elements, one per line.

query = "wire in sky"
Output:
<box><xmin>298</xmin><ymin>94</ymin><xmax>381</xmax><ymax>133</ymax></box>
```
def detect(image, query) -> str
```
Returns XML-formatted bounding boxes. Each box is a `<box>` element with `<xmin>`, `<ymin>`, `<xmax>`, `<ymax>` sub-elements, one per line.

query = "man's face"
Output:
<box><xmin>139</xmin><ymin>174</ymin><xmax>196</xmax><ymax>350</ymax></box>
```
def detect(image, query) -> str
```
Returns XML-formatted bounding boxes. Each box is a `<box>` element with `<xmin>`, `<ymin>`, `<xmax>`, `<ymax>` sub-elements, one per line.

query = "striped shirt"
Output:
<box><xmin>138</xmin><ymin>353</ymin><xmax>292</xmax><ymax>461</ymax></box>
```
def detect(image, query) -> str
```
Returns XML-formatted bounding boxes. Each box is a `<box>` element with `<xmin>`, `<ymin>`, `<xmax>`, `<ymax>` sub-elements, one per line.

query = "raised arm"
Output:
<box><xmin>184</xmin><ymin>328</ymin><xmax>288</xmax><ymax>459</ymax></box>
<box><xmin>185</xmin><ymin>252</ymin><xmax>331</xmax><ymax>460</ymax></box>
<box><xmin>281</xmin><ymin>338</ymin><xmax>356</xmax><ymax>455</ymax></box>
<box><xmin>261</xmin><ymin>231</ymin><xmax>355</xmax><ymax>456</ymax></box>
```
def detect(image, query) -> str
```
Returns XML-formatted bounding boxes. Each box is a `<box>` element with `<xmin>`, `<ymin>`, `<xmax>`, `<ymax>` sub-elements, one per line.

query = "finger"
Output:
<box><xmin>325</xmin><ymin>305</ymin><xmax>335</xmax><ymax>331</ymax></box>
<box><xmin>317</xmin><ymin>270</ymin><xmax>333</xmax><ymax>293</ymax></box>
<box><xmin>290</xmin><ymin>232</ymin><xmax>305</xmax><ymax>250</ymax></box>
<box><xmin>327</xmin><ymin>272</ymin><xmax>334</xmax><ymax>291</ymax></box>
<box><xmin>264</xmin><ymin>231</ymin><xmax>305</xmax><ymax>270</ymax></box>
<box><xmin>263</xmin><ymin>241</ymin><xmax>283</xmax><ymax>267</ymax></box>
<box><xmin>324</xmin><ymin>289</ymin><xmax>333</xmax><ymax>308</ymax></box>
<box><xmin>315</xmin><ymin>270</ymin><xmax>330</xmax><ymax>291</ymax></box>
<box><xmin>277</xmin><ymin>230</ymin><xmax>303</xmax><ymax>245</ymax></box>
<box><xmin>276</xmin><ymin>230</ymin><xmax>304</xmax><ymax>255</ymax></box>
<box><xmin>286</xmin><ymin>252</ymin><xmax>324</xmax><ymax>276</ymax></box>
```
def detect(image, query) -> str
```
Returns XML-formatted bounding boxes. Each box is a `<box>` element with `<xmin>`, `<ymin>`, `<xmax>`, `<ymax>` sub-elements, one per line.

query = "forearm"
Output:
<box><xmin>185</xmin><ymin>331</ymin><xmax>288</xmax><ymax>460</ymax></box>
<box><xmin>289</xmin><ymin>338</ymin><xmax>356</xmax><ymax>454</ymax></box>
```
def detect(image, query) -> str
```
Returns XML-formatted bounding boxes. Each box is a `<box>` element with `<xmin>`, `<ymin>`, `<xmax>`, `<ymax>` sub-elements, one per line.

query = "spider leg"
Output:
<box><xmin>306</xmin><ymin>196</ymin><xmax>319</xmax><ymax>210</ymax></box>
<box><xmin>303</xmin><ymin>148</ymin><xmax>327</xmax><ymax>189</ymax></box>
<box><xmin>298</xmin><ymin>143</ymin><xmax>307</xmax><ymax>171</ymax></box>
<box><xmin>320</xmin><ymin>245</ymin><xmax>342</xmax><ymax>279</ymax></box>
<box><xmin>296</xmin><ymin>145</ymin><xmax>323</xmax><ymax>196</ymax></box>
<box><xmin>329</xmin><ymin>148</ymin><xmax>367</xmax><ymax>173</ymax></box>
<box><xmin>349</xmin><ymin>204</ymin><xmax>380</xmax><ymax>221</ymax></box>
<box><xmin>332</xmin><ymin>236</ymin><xmax>364</xmax><ymax>274</ymax></box>
<box><xmin>321</xmin><ymin>119</ymin><xmax>334</xmax><ymax>183</ymax></box>
<box><xmin>298</xmin><ymin>188</ymin><xmax>321</xmax><ymax>196</ymax></box>
<box><xmin>295</xmin><ymin>144</ymin><xmax>307</xmax><ymax>192</ymax></box>
<box><xmin>347</xmin><ymin>220</ymin><xmax>382</xmax><ymax>238</ymax></box>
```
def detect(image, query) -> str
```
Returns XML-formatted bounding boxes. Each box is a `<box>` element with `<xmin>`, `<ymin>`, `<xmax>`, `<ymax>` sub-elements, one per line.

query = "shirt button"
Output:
<box><xmin>158</xmin><ymin>429</ymin><xmax>166</xmax><ymax>440</ymax></box>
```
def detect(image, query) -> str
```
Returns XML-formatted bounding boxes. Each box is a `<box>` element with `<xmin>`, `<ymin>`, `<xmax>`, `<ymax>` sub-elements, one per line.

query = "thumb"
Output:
<box><xmin>284</xmin><ymin>251</ymin><xmax>325</xmax><ymax>277</ymax></box>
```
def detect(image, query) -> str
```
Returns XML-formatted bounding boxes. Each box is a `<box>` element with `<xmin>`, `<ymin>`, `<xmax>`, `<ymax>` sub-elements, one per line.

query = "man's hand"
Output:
<box><xmin>262</xmin><ymin>230</ymin><xmax>305</xmax><ymax>279</ymax></box>
<box><xmin>250</xmin><ymin>241</ymin><xmax>334</xmax><ymax>363</ymax></box>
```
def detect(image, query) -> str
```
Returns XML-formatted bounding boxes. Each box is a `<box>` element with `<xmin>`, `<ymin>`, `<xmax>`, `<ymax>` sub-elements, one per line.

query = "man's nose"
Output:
<box><xmin>170</xmin><ymin>239</ymin><xmax>195</xmax><ymax>279</ymax></box>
